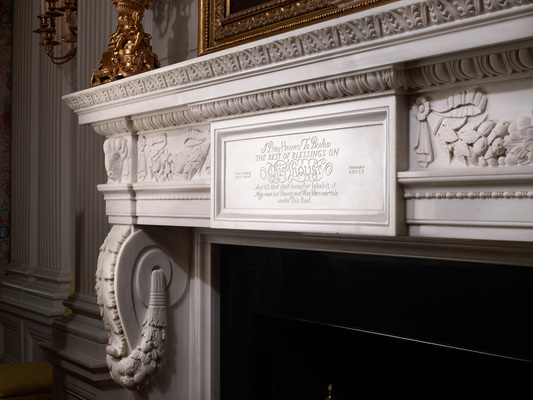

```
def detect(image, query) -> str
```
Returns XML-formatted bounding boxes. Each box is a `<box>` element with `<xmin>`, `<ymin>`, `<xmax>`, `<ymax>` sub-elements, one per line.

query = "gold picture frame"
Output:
<box><xmin>198</xmin><ymin>0</ymin><xmax>396</xmax><ymax>56</ymax></box>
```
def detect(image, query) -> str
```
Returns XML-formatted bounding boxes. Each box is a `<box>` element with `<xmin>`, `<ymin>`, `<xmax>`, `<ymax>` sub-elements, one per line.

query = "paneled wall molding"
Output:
<box><xmin>63</xmin><ymin>0</ymin><xmax>533</xmax><ymax>113</ymax></box>
<box><xmin>0</xmin><ymin>306</ymin><xmax>56</xmax><ymax>363</ymax></box>
<box><xmin>45</xmin><ymin>293</ymin><xmax>109</xmax><ymax>362</ymax></box>
<box><xmin>18</xmin><ymin>1</ymin><xmax>123</xmax><ymax>399</ymax></box>
<box><xmin>5</xmin><ymin>0</ymin><xmax>75</xmax><ymax>323</ymax></box>
<box><xmin>40</xmin><ymin>294</ymin><xmax>126</xmax><ymax>400</ymax></box>
<box><xmin>0</xmin><ymin>263</ymin><xmax>71</xmax><ymax>316</ymax></box>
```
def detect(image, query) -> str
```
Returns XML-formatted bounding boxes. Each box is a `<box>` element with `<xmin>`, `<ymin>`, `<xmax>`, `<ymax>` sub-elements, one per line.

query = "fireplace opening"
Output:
<box><xmin>218</xmin><ymin>245</ymin><xmax>533</xmax><ymax>399</ymax></box>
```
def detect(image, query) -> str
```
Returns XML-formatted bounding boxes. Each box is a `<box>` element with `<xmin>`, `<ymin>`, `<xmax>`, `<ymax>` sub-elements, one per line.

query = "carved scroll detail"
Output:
<box><xmin>96</xmin><ymin>225</ymin><xmax>162</xmax><ymax>390</ymax></box>
<box><xmin>412</xmin><ymin>89</ymin><xmax>533</xmax><ymax>167</ymax></box>
<box><xmin>96</xmin><ymin>226</ymin><xmax>189</xmax><ymax>391</ymax></box>
<box><xmin>96</xmin><ymin>225</ymin><xmax>132</xmax><ymax>361</ymax></box>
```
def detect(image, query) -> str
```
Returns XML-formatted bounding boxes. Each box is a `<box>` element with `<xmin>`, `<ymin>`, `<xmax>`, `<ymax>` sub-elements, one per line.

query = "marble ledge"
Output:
<box><xmin>98</xmin><ymin>183</ymin><xmax>210</xmax><ymax>227</ymax></box>
<box><xmin>398</xmin><ymin>166</ymin><xmax>533</xmax><ymax>186</ymax></box>
<box><xmin>63</xmin><ymin>1</ymin><xmax>533</xmax><ymax>126</ymax></box>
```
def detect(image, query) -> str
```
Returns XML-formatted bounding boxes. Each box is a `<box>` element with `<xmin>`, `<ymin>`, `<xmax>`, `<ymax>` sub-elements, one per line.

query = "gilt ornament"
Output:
<box><xmin>92</xmin><ymin>0</ymin><xmax>160</xmax><ymax>86</ymax></box>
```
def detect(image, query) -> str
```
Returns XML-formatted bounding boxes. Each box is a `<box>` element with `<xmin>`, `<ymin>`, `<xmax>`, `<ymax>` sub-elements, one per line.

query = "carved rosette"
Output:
<box><xmin>95</xmin><ymin>225</ymin><xmax>189</xmax><ymax>390</ymax></box>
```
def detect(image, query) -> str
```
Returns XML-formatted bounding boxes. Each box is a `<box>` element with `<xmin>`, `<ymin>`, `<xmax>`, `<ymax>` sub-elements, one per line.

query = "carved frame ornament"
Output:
<box><xmin>198</xmin><ymin>0</ymin><xmax>396</xmax><ymax>55</ymax></box>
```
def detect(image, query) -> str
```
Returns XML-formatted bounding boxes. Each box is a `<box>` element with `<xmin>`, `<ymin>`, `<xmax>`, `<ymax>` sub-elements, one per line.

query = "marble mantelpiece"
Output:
<box><xmin>63</xmin><ymin>0</ymin><xmax>533</xmax><ymax>398</ymax></box>
<box><xmin>66</xmin><ymin>0</ymin><xmax>533</xmax><ymax>241</ymax></box>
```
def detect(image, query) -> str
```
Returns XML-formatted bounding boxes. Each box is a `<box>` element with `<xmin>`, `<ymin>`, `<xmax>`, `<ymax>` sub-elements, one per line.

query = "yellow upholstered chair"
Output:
<box><xmin>0</xmin><ymin>362</ymin><xmax>53</xmax><ymax>400</ymax></box>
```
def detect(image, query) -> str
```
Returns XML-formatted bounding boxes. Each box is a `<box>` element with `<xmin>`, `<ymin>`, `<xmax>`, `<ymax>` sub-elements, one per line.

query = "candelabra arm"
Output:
<box><xmin>33</xmin><ymin>0</ymin><xmax>77</xmax><ymax>65</ymax></box>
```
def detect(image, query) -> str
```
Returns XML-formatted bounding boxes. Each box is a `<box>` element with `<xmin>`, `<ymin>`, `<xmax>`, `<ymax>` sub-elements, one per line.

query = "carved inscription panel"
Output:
<box><xmin>225</xmin><ymin>126</ymin><xmax>385</xmax><ymax>212</ymax></box>
<box><xmin>213</xmin><ymin>100</ymin><xmax>401</xmax><ymax>235</ymax></box>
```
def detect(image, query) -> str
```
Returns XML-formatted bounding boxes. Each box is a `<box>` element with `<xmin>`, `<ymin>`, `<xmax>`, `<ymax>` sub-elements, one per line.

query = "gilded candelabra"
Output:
<box><xmin>34</xmin><ymin>0</ymin><xmax>77</xmax><ymax>65</ymax></box>
<box><xmin>91</xmin><ymin>0</ymin><xmax>160</xmax><ymax>86</ymax></box>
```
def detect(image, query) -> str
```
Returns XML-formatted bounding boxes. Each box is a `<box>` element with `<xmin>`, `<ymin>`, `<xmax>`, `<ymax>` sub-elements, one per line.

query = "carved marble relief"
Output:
<box><xmin>138</xmin><ymin>128</ymin><xmax>210</xmax><ymax>182</ymax></box>
<box><xmin>96</xmin><ymin>225</ymin><xmax>163</xmax><ymax>390</ymax></box>
<box><xmin>412</xmin><ymin>89</ymin><xmax>533</xmax><ymax>168</ymax></box>
<box><xmin>407</xmin><ymin>48</ymin><xmax>533</xmax><ymax>90</ymax></box>
<box><xmin>96</xmin><ymin>225</ymin><xmax>190</xmax><ymax>391</ymax></box>
<box><xmin>96</xmin><ymin>225</ymin><xmax>131</xmax><ymax>362</ymax></box>
<box><xmin>104</xmin><ymin>137</ymin><xmax>131</xmax><ymax>183</ymax></box>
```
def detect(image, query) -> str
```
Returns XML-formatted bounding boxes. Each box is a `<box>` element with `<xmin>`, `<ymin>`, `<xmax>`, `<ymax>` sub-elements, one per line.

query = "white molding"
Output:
<box><xmin>211</xmin><ymin>98</ymin><xmax>405</xmax><ymax>236</ymax></box>
<box><xmin>64</xmin><ymin>1</ymin><xmax>533</xmax><ymax>118</ymax></box>
<box><xmin>191</xmin><ymin>228</ymin><xmax>533</xmax><ymax>398</ymax></box>
<box><xmin>64</xmin><ymin>4</ymin><xmax>533</xmax><ymax>399</ymax></box>
<box><xmin>197</xmin><ymin>228</ymin><xmax>533</xmax><ymax>266</ymax></box>
<box><xmin>96</xmin><ymin>225</ymin><xmax>191</xmax><ymax>392</ymax></box>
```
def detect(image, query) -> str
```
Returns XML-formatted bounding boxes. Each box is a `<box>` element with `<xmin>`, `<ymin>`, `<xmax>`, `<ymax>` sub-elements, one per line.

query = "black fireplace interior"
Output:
<box><xmin>218</xmin><ymin>245</ymin><xmax>533</xmax><ymax>399</ymax></box>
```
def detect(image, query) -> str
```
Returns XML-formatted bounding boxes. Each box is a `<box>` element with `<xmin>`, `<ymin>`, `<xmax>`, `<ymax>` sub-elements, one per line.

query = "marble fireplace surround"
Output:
<box><xmin>64</xmin><ymin>1</ymin><xmax>533</xmax><ymax>398</ymax></box>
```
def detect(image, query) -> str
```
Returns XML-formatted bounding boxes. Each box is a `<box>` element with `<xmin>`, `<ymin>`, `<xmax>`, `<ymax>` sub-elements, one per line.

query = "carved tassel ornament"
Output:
<box><xmin>113</xmin><ymin>269</ymin><xmax>167</xmax><ymax>390</ymax></box>
<box><xmin>96</xmin><ymin>226</ymin><xmax>168</xmax><ymax>391</ymax></box>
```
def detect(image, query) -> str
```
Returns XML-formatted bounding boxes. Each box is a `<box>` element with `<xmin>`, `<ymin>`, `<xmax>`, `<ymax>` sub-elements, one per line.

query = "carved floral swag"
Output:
<box><xmin>0</xmin><ymin>0</ymin><xmax>11</xmax><ymax>268</ymax></box>
<box><xmin>412</xmin><ymin>89</ymin><xmax>533</xmax><ymax>168</ymax></box>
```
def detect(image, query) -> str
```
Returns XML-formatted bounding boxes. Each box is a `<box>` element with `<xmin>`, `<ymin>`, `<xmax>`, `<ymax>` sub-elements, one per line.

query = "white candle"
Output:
<box><xmin>41</xmin><ymin>0</ymin><xmax>45</xmax><ymax>15</ymax></box>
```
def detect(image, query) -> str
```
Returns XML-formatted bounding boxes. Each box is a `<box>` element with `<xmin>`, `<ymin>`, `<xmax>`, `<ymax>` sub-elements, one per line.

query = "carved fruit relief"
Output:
<box><xmin>412</xmin><ymin>89</ymin><xmax>533</xmax><ymax>168</ymax></box>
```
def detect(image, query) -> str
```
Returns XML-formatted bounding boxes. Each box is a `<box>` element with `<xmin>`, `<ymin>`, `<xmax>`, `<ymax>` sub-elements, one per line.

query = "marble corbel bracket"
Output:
<box><xmin>95</xmin><ymin>225</ymin><xmax>189</xmax><ymax>390</ymax></box>
<box><xmin>93</xmin><ymin>117</ymin><xmax>137</xmax><ymax>185</ymax></box>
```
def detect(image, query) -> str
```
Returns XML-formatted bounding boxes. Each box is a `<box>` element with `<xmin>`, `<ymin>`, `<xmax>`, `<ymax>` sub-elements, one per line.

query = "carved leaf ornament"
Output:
<box><xmin>412</xmin><ymin>89</ymin><xmax>533</xmax><ymax>167</ymax></box>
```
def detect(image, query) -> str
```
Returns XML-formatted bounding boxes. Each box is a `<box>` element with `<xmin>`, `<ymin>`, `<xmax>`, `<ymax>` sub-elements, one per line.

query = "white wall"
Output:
<box><xmin>1</xmin><ymin>0</ymin><xmax>199</xmax><ymax>366</ymax></box>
